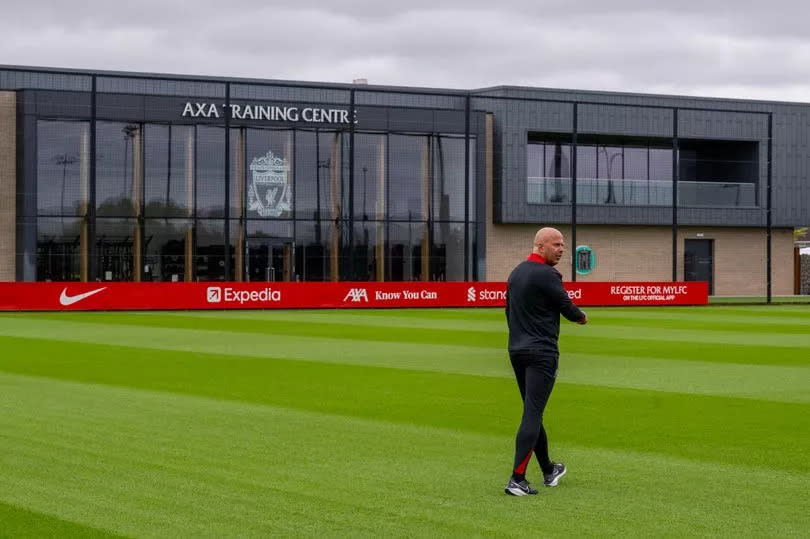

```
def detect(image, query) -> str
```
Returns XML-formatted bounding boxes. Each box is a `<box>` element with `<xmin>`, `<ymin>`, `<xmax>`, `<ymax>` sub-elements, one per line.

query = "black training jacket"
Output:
<box><xmin>505</xmin><ymin>258</ymin><xmax>585</xmax><ymax>356</ymax></box>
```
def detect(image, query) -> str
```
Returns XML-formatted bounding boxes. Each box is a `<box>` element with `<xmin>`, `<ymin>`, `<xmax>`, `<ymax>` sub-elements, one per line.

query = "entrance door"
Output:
<box><xmin>684</xmin><ymin>239</ymin><xmax>713</xmax><ymax>294</ymax></box>
<box><xmin>245</xmin><ymin>238</ymin><xmax>294</xmax><ymax>282</ymax></box>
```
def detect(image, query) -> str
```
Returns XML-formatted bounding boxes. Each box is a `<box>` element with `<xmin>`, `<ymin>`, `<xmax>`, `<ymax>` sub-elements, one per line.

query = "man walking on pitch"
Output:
<box><xmin>504</xmin><ymin>227</ymin><xmax>587</xmax><ymax>496</ymax></box>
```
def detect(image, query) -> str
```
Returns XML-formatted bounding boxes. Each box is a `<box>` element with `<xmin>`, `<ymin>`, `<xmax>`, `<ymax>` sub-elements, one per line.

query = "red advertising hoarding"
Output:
<box><xmin>0</xmin><ymin>281</ymin><xmax>708</xmax><ymax>311</ymax></box>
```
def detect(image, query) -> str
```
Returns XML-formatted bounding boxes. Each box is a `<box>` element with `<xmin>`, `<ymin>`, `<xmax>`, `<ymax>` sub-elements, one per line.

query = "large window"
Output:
<box><xmin>527</xmin><ymin>137</ymin><xmax>673</xmax><ymax>206</ymax></box>
<box><xmin>432</xmin><ymin>136</ymin><xmax>469</xmax><ymax>221</ymax></box>
<box><xmin>96</xmin><ymin>122</ymin><xmax>139</xmax><ymax>217</ymax></box>
<box><xmin>527</xmin><ymin>141</ymin><xmax>572</xmax><ymax>204</ymax></box>
<box><xmin>144</xmin><ymin>218</ymin><xmax>191</xmax><ymax>282</ymax></box>
<box><xmin>196</xmin><ymin>219</ymin><xmax>226</xmax><ymax>281</ymax></box>
<box><xmin>354</xmin><ymin>133</ymin><xmax>386</xmax><ymax>221</ymax></box>
<box><xmin>96</xmin><ymin>218</ymin><xmax>135</xmax><ymax>281</ymax></box>
<box><xmin>37</xmin><ymin>121</ymin><xmax>89</xmax><ymax>216</ymax></box>
<box><xmin>34</xmin><ymin>117</ymin><xmax>476</xmax><ymax>282</ymax></box>
<box><xmin>679</xmin><ymin>140</ymin><xmax>758</xmax><ymax>207</ymax></box>
<box><xmin>244</xmin><ymin>128</ymin><xmax>294</xmax><ymax>220</ymax></box>
<box><xmin>196</xmin><ymin>126</ymin><xmax>226</xmax><ymax>218</ymax></box>
<box><xmin>528</xmin><ymin>135</ymin><xmax>757</xmax><ymax>208</ymax></box>
<box><xmin>389</xmin><ymin>135</ymin><xmax>429</xmax><ymax>221</ymax></box>
<box><xmin>36</xmin><ymin>217</ymin><xmax>82</xmax><ymax>281</ymax></box>
<box><xmin>144</xmin><ymin>124</ymin><xmax>193</xmax><ymax>218</ymax></box>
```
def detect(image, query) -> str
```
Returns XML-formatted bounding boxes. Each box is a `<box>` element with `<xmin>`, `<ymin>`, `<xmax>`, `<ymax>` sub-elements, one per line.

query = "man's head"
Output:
<box><xmin>533</xmin><ymin>227</ymin><xmax>565</xmax><ymax>266</ymax></box>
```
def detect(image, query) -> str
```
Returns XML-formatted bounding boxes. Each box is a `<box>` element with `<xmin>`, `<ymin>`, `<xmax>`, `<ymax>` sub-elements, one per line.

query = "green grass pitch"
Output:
<box><xmin>0</xmin><ymin>306</ymin><xmax>808</xmax><ymax>537</ymax></box>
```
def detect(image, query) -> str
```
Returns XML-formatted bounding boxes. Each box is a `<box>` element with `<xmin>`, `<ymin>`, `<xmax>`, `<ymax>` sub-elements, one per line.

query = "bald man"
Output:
<box><xmin>504</xmin><ymin>227</ymin><xmax>587</xmax><ymax>496</ymax></box>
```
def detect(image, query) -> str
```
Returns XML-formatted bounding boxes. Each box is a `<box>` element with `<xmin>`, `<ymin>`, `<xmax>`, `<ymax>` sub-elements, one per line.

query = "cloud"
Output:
<box><xmin>2</xmin><ymin>1</ymin><xmax>810</xmax><ymax>101</ymax></box>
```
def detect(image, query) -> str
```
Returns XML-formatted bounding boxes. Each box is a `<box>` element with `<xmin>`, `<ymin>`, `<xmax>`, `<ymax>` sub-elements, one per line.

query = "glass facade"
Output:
<box><xmin>527</xmin><ymin>141</ymin><xmax>676</xmax><ymax>206</ymax></box>
<box><xmin>527</xmin><ymin>138</ymin><xmax>758</xmax><ymax>208</ymax></box>
<box><xmin>30</xmin><ymin>105</ymin><xmax>477</xmax><ymax>283</ymax></box>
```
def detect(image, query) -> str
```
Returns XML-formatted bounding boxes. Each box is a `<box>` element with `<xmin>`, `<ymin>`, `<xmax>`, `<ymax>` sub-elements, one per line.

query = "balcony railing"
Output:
<box><xmin>527</xmin><ymin>177</ymin><xmax>757</xmax><ymax>207</ymax></box>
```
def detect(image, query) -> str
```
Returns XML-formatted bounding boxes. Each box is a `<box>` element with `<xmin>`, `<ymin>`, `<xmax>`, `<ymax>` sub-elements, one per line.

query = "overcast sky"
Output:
<box><xmin>2</xmin><ymin>1</ymin><xmax>809</xmax><ymax>102</ymax></box>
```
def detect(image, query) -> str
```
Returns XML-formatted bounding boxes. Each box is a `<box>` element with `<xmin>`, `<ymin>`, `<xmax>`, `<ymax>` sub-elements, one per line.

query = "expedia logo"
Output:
<box><xmin>343</xmin><ymin>288</ymin><xmax>369</xmax><ymax>302</ymax></box>
<box><xmin>206</xmin><ymin>287</ymin><xmax>281</xmax><ymax>304</ymax></box>
<box><xmin>206</xmin><ymin>287</ymin><xmax>222</xmax><ymax>303</ymax></box>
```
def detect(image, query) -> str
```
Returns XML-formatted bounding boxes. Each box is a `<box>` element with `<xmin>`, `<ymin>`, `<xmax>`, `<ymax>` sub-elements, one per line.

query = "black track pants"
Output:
<box><xmin>510</xmin><ymin>352</ymin><xmax>558</xmax><ymax>476</ymax></box>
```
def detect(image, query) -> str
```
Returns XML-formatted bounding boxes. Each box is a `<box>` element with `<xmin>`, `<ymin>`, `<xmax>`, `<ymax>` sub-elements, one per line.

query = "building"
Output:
<box><xmin>1</xmin><ymin>65</ymin><xmax>806</xmax><ymax>295</ymax></box>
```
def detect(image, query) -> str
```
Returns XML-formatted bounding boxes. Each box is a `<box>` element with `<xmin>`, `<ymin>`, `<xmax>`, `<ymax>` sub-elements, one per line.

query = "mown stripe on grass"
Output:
<box><xmin>560</xmin><ymin>323</ymin><xmax>810</xmax><ymax>348</ymax></box>
<box><xmin>3</xmin><ymin>313</ymin><xmax>809</xmax><ymax>377</ymax></box>
<box><xmin>1</xmin><ymin>374</ymin><xmax>807</xmax><ymax>537</ymax></box>
<box><xmin>1</xmin><ymin>339</ymin><xmax>807</xmax><ymax>473</ymax></box>
<box><xmin>15</xmin><ymin>311</ymin><xmax>810</xmax><ymax>362</ymax></box>
<box><xmin>2</xmin><ymin>325</ymin><xmax>809</xmax><ymax>403</ymax></box>
<box><xmin>1</xmin><ymin>322</ymin><xmax>809</xmax><ymax>402</ymax></box>
<box><xmin>562</xmin><ymin>353</ymin><xmax>810</xmax><ymax>403</ymax></box>
<box><xmin>0</xmin><ymin>500</ymin><xmax>122</xmax><ymax>538</ymax></box>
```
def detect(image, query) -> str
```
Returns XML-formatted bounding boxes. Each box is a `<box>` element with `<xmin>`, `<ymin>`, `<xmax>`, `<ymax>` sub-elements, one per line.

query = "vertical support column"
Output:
<box><xmin>284</xmin><ymin>131</ymin><xmax>294</xmax><ymax>279</ymax></box>
<box><xmin>133</xmin><ymin>126</ymin><xmax>143</xmax><ymax>281</ymax></box>
<box><xmin>571</xmin><ymin>103</ymin><xmax>578</xmax><ymax>281</ymax></box>
<box><xmin>376</xmin><ymin>135</ymin><xmax>385</xmax><ymax>281</ymax></box>
<box><xmin>283</xmin><ymin>244</ymin><xmax>292</xmax><ymax>281</ymax></box>
<box><xmin>223</xmin><ymin>83</ymin><xmax>231</xmax><ymax>281</ymax></box>
<box><xmin>79</xmin><ymin>125</ymin><xmax>90</xmax><ymax>281</ymax></box>
<box><xmin>484</xmin><ymin>113</ymin><xmax>494</xmax><ymax>281</ymax></box>
<box><xmin>89</xmin><ymin>75</ymin><xmax>97</xmax><ymax>281</ymax></box>
<box><xmin>463</xmin><ymin>95</ymin><xmax>470</xmax><ymax>280</ymax></box>
<box><xmin>767</xmin><ymin>113</ymin><xmax>773</xmax><ymax>303</ymax></box>
<box><xmin>421</xmin><ymin>136</ymin><xmax>430</xmax><ymax>281</ymax></box>
<box><xmin>672</xmin><ymin>108</ymin><xmax>679</xmax><ymax>281</ymax></box>
<box><xmin>185</xmin><ymin>128</ymin><xmax>194</xmax><ymax>282</ymax></box>
<box><xmin>0</xmin><ymin>92</ymin><xmax>15</xmax><ymax>281</ymax></box>
<box><xmin>330</xmin><ymin>133</ymin><xmax>340</xmax><ymax>281</ymax></box>
<box><xmin>234</xmin><ymin>129</ymin><xmax>245</xmax><ymax>281</ymax></box>
<box><xmin>348</xmin><ymin>89</ymin><xmax>355</xmax><ymax>280</ymax></box>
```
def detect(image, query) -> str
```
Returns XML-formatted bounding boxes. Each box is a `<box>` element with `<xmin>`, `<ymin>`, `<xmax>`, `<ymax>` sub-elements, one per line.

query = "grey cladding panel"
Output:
<box><xmin>31</xmin><ymin>91</ymin><xmax>91</xmax><ymax>118</ymax></box>
<box><xmin>578</xmin><ymin>104</ymin><xmax>672</xmax><ymax>137</ymax></box>
<box><xmin>433</xmin><ymin>109</ymin><xmax>466</xmax><ymax>133</ymax></box>
<box><xmin>231</xmin><ymin>84</ymin><xmax>349</xmax><ymax>104</ymax></box>
<box><xmin>356</xmin><ymin>91</ymin><xmax>465</xmax><ymax>109</ymax></box>
<box><xmin>678</xmin><ymin>207</ymin><xmax>765</xmax><ymax>227</ymax></box>
<box><xmin>0</xmin><ymin>70</ymin><xmax>90</xmax><ymax>91</ymax></box>
<box><xmin>575</xmin><ymin>205</ymin><xmax>673</xmax><ymax>225</ymax></box>
<box><xmin>770</xmin><ymin>108</ymin><xmax>810</xmax><ymax>226</ymax></box>
<box><xmin>678</xmin><ymin>110</ymin><xmax>767</xmax><ymax>140</ymax></box>
<box><xmin>97</xmin><ymin>77</ymin><xmax>225</xmax><ymax>98</ymax></box>
<box><xmin>97</xmin><ymin>93</ymin><xmax>146</xmax><ymax>121</ymax></box>
<box><xmin>519</xmin><ymin>205</ymin><xmax>572</xmax><ymax>225</ymax></box>
<box><xmin>388</xmin><ymin>108</ymin><xmax>434</xmax><ymax>132</ymax></box>
<box><xmin>355</xmin><ymin>106</ymin><xmax>388</xmax><ymax>131</ymax></box>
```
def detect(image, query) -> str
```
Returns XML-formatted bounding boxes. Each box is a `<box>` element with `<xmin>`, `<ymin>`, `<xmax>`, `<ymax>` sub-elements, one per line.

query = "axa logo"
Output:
<box><xmin>59</xmin><ymin>287</ymin><xmax>107</xmax><ymax>306</ymax></box>
<box><xmin>343</xmin><ymin>288</ymin><xmax>369</xmax><ymax>302</ymax></box>
<box><xmin>467</xmin><ymin>287</ymin><xmax>476</xmax><ymax>302</ymax></box>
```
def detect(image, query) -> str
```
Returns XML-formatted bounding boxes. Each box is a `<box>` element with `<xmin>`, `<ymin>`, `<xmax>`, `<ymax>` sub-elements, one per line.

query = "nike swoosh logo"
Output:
<box><xmin>59</xmin><ymin>287</ymin><xmax>107</xmax><ymax>306</ymax></box>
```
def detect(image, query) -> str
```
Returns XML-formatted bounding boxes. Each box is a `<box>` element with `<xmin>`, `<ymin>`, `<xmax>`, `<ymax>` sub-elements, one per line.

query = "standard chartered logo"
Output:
<box><xmin>206</xmin><ymin>287</ymin><xmax>281</xmax><ymax>304</ymax></box>
<box><xmin>467</xmin><ymin>287</ymin><xmax>506</xmax><ymax>302</ymax></box>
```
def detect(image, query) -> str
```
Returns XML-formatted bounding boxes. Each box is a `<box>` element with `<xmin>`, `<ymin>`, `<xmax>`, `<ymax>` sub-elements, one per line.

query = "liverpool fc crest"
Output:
<box><xmin>248</xmin><ymin>151</ymin><xmax>291</xmax><ymax>217</ymax></box>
